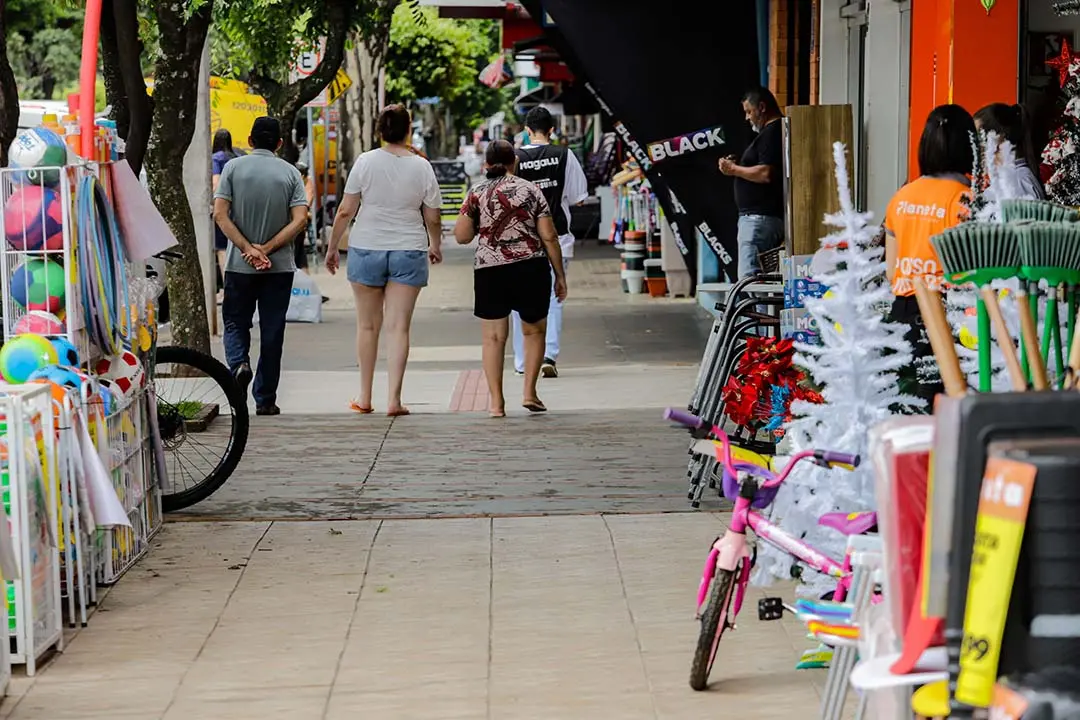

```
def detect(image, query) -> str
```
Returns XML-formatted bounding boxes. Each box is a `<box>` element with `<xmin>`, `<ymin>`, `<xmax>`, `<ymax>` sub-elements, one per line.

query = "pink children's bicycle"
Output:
<box><xmin>663</xmin><ymin>409</ymin><xmax>875</xmax><ymax>691</ymax></box>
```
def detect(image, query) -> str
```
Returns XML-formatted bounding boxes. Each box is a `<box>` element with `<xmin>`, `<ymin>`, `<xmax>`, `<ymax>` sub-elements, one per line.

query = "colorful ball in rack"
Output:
<box><xmin>8</xmin><ymin>127</ymin><xmax>68</xmax><ymax>187</ymax></box>
<box><xmin>27</xmin><ymin>364</ymin><xmax>84</xmax><ymax>392</ymax></box>
<box><xmin>0</xmin><ymin>333</ymin><xmax>58</xmax><ymax>383</ymax></box>
<box><xmin>10</xmin><ymin>258</ymin><xmax>65</xmax><ymax>313</ymax></box>
<box><xmin>95</xmin><ymin>351</ymin><xmax>145</xmax><ymax>397</ymax></box>
<box><xmin>97</xmin><ymin>377</ymin><xmax>124</xmax><ymax>408</ymax></box>
<box><xmin>4</xmin><ymin>185</ymin><xmax>64</xmax><ymax>251</ymax></box>
<box><xmin>48</xmin><ymin>337</ymin><xmax>79</xmax><ymax>367</ymax></box>
<box><xmin>14</xmin><ymin>311</ymin><xmax>64</xmax><ymax>335</ymax></box>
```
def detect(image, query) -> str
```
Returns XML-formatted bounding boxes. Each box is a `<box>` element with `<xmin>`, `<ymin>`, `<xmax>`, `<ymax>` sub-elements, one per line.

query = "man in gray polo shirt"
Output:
<box><xmin>213</xmin><ymin>116</ymin><xmax>309</xmax><ymax>416</ymax></box>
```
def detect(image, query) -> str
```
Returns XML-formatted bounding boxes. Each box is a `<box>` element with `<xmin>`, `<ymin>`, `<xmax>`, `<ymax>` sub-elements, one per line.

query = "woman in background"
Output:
<box><xmin>325</xmin><ymin>104</ymin><xmax>443</xmax><ymax>417</ymax></box>
<box><xmin>212</xmin><ymin>129</ymin><xmax>241</xmax><ymax>300</ymax></box>
<box><xmin>454</xmin><ymin>140</ymin><xmax>568</xmax><ymax>417</ymax></box>
<box><xmin>883</xmin><ymin>104</ymin><xmax>974</xmax><ymax>404</ymax></box>
<box><xmin>974</xmin><ymin>103</ymin><xmax>1045</xmax><ymax>199</ymax></box>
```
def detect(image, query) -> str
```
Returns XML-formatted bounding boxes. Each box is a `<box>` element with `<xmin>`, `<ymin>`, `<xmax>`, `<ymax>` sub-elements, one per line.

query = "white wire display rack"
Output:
<box><xmin>0</xmin><ymin>383</ymin><xmax>64</xmax><ymax>676</ymax></box>
<box><xmin>86</xmin><ymin>386</ymin><xmax>161</xmax><ymax>586</ymax></box>
<box><xmin>0</xmin><ymin>165</ymin><xmax>92</xmax><ymax>363</ymax></box>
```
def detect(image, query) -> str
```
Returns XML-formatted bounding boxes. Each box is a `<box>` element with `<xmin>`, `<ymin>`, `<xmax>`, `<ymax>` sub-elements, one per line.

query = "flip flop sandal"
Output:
<box><xmin>349</xmin><ymin>401</ymin><xmax>374</xmax><ymax>414</ymax></box>
<box><xmin>522</xmin><ymin>400</ymin><xmax>547</xmax><ymax>413</ymax></box>
<box><xmin>387</xmin><ymin>408</ymin><xmax>411</xmax><ymax>417</ymax></box>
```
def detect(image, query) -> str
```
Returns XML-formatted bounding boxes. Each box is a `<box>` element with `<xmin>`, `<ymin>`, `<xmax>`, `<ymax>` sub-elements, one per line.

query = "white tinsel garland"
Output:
<box><xmin>752</xmin><ymin>143</ymin><xmax>923</xmax><ymax>592</ymax></box>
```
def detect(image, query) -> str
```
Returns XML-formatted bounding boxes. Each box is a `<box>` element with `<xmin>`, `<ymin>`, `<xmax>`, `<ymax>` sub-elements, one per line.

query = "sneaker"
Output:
<box><xmin>233</xmin><ymin>363</ymin><xmax>253</xmax><ymax>395</ymax></box>
<box><xmin>255</xmin><ymin>404</ymin><xmax>281</xmax><ymax>416</ymax></box>
<box><xmin>541</xmin><ymin>358</ymin><xmax>558</xmax><ymax>378</ymax></box>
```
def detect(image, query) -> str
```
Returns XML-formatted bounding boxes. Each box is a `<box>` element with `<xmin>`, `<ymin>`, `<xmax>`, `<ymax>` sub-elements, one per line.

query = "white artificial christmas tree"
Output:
<box><xmin>753</xmin><ymin>143</ymin><xmax>924</xmax><ymax>590</ymax></box>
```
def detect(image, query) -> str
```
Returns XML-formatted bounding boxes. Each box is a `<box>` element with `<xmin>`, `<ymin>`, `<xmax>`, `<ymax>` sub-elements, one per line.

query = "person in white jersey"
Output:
<box><xmin>510</xmin><ymin>107</ymin><xmax>589</xmax><ymax>378</ymax></box>
<box><xmin>325</xmin><ymin>104</ymin><xmax>443</xmax><ymax>417</ymax></box>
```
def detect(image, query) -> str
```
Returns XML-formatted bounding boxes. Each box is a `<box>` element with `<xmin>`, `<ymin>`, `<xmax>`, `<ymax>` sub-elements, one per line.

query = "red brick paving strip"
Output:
<box><xmin>449</xmin><ymin>369</ymin><xmax>491</xmax><ymax>412</ymax></box>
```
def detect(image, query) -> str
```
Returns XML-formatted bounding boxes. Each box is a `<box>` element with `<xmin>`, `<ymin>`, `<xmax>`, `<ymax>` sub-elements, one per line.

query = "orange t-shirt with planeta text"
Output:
<box><xmin>883</xmin><ymin>176</ymin><xmax>969</xmax><ymax>296</ymax></box>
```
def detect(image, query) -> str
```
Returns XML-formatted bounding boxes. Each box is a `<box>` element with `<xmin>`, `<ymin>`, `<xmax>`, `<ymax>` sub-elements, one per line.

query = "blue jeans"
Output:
<box><xmin>736</xmin><ymin>214</ymin><xmax>785</xmax><ymax>279</ymax></box>
<box><xmin>222</xmin><ymin>271</ymin><xmax>294</xmax><ymax>407</ymax></box>
<box><xmin>511</xmin><ymin>257</ymin><xmax>569</xmax><ymax>372</ymax></box>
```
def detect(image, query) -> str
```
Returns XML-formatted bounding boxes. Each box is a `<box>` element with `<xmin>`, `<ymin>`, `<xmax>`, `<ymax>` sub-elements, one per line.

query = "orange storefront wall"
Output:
<box><xmin>908</xmin><ymin>0</ymin><xmax>1020</xmax><ymax>180</ymax></box>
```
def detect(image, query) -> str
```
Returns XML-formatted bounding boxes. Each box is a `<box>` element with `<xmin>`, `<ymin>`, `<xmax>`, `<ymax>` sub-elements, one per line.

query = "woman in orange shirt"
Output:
<box><xmin>883</xmin><ymin>104</ymin><xmax>974</xmax><ymax>402</ymax></box>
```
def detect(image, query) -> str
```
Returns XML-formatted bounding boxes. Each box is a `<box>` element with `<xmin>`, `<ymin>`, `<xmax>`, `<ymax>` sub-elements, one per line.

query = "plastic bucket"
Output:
<box><xmin>621</xmin><ymin>251</ymin><xmax>645</xmax><ymax>272</ymax></box>
<box><xmin>622</xmin><ymin>269</ymin><xmax>645</xmax><ymax>294</ymax></box>
<box><xmin>623</xmin><ymin>230</ymin><xmax>646</xmax><ymax>253</ymax></box>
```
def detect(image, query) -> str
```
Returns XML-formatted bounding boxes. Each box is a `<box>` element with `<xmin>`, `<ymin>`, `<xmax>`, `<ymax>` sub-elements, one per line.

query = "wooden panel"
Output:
<box><xmin>784</xmin><ymin>104</ymin><xmax>854</xmax><ymax>257</ymax></box>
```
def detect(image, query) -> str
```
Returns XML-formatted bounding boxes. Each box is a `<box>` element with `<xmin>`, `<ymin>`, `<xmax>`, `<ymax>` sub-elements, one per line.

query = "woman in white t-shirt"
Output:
<box><xmin>326</xmin><ymin>104</ymin><xmax>443</xmax><ymax>417</ymax></box>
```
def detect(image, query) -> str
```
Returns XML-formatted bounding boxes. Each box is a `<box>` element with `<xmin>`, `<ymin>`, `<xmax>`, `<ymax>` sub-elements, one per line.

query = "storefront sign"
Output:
<box><xmin>647</xmin><ymin>125</ymin><xmax>727</xmax><ymax>163</ymax></box>
<box><xmin>697</xmin><ymin>220</ymin><xmax>732</xmax><ymax>265</ymax></box>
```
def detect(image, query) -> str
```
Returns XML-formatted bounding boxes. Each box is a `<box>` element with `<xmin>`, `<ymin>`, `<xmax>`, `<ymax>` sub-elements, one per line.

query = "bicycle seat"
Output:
<box><xmin>818</xmin><ymin>511</ymin><xmax>877</xmax><ymax>536</ymax></box>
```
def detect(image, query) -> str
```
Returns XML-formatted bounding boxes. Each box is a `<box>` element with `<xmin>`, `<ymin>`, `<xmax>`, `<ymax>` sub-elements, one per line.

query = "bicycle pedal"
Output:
<box><xmin>758</xmin><ymin>596</ymin><xmax>784</xmax><ymax>621</ymax></box>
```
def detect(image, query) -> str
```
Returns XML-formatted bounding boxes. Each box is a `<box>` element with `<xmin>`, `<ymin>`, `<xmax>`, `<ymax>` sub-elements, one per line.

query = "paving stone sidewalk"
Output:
<box><xmin>1</xmin><ymin>516</ymin><xmax>828</xmax><ymax>720</ymax></box>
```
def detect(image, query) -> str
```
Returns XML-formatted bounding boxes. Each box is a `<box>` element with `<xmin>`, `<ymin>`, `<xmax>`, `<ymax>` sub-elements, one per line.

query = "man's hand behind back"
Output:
<box><xmin>244</xmin><ymin>245</ymin><xmax>272</xmax><ymax>271</ymax></box>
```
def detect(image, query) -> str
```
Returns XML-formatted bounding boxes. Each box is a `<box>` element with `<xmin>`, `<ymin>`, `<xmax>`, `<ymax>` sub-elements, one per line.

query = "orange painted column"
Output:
<box><xmin>907</xmin><ymin>0</ymin><xmax>1020</xmax><ymax>180</ymax></box>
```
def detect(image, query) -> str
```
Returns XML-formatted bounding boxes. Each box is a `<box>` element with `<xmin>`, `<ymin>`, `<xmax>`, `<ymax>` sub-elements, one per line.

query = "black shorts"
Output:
<box><xmin>474</xmin><ymin>257</ymin><xmax>551</xmax><ymax>324</ymax></box>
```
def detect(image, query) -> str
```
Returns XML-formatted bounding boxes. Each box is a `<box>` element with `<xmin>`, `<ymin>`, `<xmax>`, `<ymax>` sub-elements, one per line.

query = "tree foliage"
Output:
<box><xmin>385</xmin><ymin>6</ymin><xmax>502</xmax><ymax>130</ymax></box>
<box><xmin>6</xmin><ymin>0</ymin><xmax>82</xmax><ymax>100</ymax></box>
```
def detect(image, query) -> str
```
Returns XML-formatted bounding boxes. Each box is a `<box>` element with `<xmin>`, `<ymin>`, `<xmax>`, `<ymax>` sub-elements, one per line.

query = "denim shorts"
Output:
<box><xmin>346</xmin><ymin>248</ymin><xmax>429</xmax><ymax>288</ymax></box>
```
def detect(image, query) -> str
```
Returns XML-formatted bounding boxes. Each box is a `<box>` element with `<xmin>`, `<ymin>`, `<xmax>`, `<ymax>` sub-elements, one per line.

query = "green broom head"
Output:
<box><xmin>930</xmin><ymin>222</ymin><xmax>1020</xmax><ymax>286</ymax></box>
<box><xmin>1001</xmin><ymin>198</ymin><xmax>1080</xmax><ymax>224</ymax></box>
<box><xmin>1016</xmin><ymin>221</ymin><xmax>1080</xmax><ymax>286</ymax></box>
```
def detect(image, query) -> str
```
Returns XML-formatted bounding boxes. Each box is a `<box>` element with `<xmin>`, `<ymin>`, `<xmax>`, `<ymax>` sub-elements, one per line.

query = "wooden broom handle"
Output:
<box><xmin>1016</xmin><ymin>289</ymin><xmax>1050</xmax><ymax>390</ymax></box>
<box><xmin>912</xmin><ymin>278</ymin><xmax>967</xmax><ymax>397</ymax></box>
<box><xmin>1069</xmin><ymin>306</ymin><xmax>1080</xmax><ymax>389</ymax></box>
<box><xmin>980</xmin><ymin>286</ymin><xmax>1027</xmax><ymax>392</ymax></box>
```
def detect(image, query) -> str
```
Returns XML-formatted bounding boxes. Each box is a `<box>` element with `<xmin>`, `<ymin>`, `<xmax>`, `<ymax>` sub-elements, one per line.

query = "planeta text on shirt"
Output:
<box><xmin>883</xmin><ymin>175</ymin><xmax>970</xmax><ymax>297</ymax></box>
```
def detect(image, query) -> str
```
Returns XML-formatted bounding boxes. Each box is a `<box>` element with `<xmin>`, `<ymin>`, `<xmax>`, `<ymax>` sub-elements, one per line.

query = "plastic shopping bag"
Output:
<box><xmin>286</xmin><ymin>270</ymin><xmax>322</xmax><ymax>323</ymax></box>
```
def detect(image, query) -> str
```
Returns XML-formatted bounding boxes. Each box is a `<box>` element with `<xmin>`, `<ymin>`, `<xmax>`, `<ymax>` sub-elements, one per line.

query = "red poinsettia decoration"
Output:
<box><xmin>721</xmin><ymin>337</ymin><xmax>821</xmax><ymax>431</ymax></box>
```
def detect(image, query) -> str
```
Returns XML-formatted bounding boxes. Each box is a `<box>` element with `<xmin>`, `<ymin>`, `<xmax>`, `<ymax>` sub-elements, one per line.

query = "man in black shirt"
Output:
<box><xmin>719</xmin><ymin>86</ymin><xmax>785</xmax><ymax>278</ymax></box>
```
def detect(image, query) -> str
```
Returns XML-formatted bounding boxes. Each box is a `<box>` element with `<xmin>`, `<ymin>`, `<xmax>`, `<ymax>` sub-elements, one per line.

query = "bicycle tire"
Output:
<box><xmin>689</xmin><ymin>564</ymin><xmax>739</xmax><ymax>691</ymax></box>
<box><xmin>154</xmin><ymin>345</ymin><xmax>249</xmax><ymax>512</ymax></box>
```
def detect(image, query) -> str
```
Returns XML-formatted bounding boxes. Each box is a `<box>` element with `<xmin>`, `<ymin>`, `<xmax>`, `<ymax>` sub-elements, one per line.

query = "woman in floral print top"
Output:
<box><xmin>455</xmin><ymin>140</ymin><xmax>568</xmax><ymax>417</ymax></box>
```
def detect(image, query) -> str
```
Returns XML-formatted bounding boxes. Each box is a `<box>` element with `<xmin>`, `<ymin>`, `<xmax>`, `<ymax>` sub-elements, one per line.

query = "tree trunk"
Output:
<box><xmin>146</xmin><ymin>2</ymin><xmax>212</xmax><ymax>353</ymax></box>
<box><xmin>102</xmin><ymin>0</ymin><xmax>153</xmax><ymax>177</ymax></box>
<box><xmin>0</xmin><ymin>0</ymin><xmax>20</xmax><ymax>166</ymax></box>
<box><xmin>101</xmin><ymin>0</ymin><xmax>129</xmax><ymax>138</ymax></box>
<box><xmin>340</xmin><ymin>28</ymin><xmax>389</xmax><ymax>172</ymax></box>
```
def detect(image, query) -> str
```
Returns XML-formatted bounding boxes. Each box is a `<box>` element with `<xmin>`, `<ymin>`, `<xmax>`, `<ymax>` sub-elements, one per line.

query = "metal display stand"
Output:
<box><xmin>89</xmin><ymin>387</ymin><xmax>161</xmax><ymax>586</ymax></box>
<box><xmin>0</xmin><ymin>385</ymin><xmax>64</xmax><ymax>676</ymax></box>
<box><xmin>685</xmin><ymin>271</ymin><xmax>784</xmax><ymax>507</ymax></box>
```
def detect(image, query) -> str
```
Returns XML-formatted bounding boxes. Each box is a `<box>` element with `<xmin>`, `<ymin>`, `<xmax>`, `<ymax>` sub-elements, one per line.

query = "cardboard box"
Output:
<box><xmin>782</xmin><ymin>254</ymin><xmax>827</xmax><ymax>309</ymax></box>
<box><xmin>780</xmin><ymin>307</ymin><xmax>821</xmax><ymax>345</ymax></box>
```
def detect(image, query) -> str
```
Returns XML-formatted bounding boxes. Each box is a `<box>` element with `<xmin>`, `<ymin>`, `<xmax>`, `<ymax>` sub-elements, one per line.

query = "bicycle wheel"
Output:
<box><xmin>689</xmin><ymin>563</ymin><xmax>740</xmax><ymax>691</ymax></box>
<box><xmin>153</xmin><ymin>345</ymin><xmax>249</xmax><ymax>511</ymax></box>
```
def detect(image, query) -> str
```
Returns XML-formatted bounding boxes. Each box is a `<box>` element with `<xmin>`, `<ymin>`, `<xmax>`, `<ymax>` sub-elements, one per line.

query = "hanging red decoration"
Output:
<box><xmin>1047</xmin><ymin>37</ymin><xmax>1076</xmax><ymax>87</ymax></box>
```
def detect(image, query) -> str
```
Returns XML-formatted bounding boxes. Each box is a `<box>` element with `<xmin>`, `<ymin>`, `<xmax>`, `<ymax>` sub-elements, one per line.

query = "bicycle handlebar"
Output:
<box><xmin>663</xmin><ymin>408</ymin><xmax>708</xmax><ymax>431</ymax></box>
<box><xmin>665</xmin><ymin>408</ymin><xmax>859</xmax><ymax>490</ymax></box>
<box><xmin>818</xmin><ymin>450</ymin><xmax>861</xmax><ymax>468</ymax></box>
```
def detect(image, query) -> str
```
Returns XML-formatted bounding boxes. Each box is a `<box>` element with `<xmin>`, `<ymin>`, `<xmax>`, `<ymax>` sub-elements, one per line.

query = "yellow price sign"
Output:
<box><xmin>326</xmin><ymin>68</ymin><xmax>353</xmax><ymax>105</ymax></box>
<box><xmin>956</xmin><ymin>457</ymin><xmax>1036</xmax><ymax>708</ymax></box>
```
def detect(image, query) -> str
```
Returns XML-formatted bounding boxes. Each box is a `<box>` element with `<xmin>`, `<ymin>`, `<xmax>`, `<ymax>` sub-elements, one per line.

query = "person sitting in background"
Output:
<box><xmin>883</xmin><ymin>104</ymin><xmax>974</xmax><ymax>404</ymax></box>
<box><xmin>974</xmin><ymin>103</ymin><xmax>1045</xmax><ymax>200</ymax></box>
<box><xmin>454</xmin><ymin>140</ymin><xmax>568</xmax><ymax>418</ymax></box>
